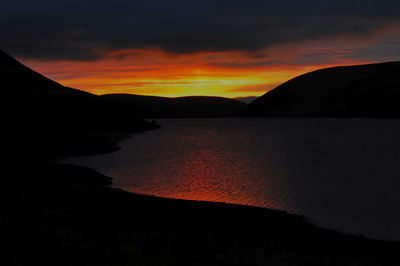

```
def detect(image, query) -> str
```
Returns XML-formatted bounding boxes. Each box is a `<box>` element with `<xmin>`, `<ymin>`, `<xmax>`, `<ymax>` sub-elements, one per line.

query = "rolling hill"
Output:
<box><xmin>233</xmin><ymin>96</ymin><xmax>258</xmax><ymax>103</ymax></box>
<box><xmin>245</xmin><ymin>61</ymin><xmax>400</xmax><ymax>117</ymax></box>
<box><xmin>1</xmin><ymin>50</ymin><xmax>157</xmax><ymax>162</ymax></box>
<box><xmin>100</xmin><ymin>94</ymin><xmax>247</xmax><ymax>118</ymax></box>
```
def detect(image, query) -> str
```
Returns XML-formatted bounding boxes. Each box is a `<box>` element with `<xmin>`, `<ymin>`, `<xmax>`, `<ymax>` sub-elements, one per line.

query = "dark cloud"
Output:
<box><xmin>1</xmin><ymin>0</ymin><xmax>400</xmax><ymax>61</ymax></box>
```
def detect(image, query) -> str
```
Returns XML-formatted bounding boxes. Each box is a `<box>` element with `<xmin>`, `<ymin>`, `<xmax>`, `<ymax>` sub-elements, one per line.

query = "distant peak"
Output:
<box><xmin>0</xmin><ymin>49</ymin><xmax>25</xmax><ymax>69</ymax></box>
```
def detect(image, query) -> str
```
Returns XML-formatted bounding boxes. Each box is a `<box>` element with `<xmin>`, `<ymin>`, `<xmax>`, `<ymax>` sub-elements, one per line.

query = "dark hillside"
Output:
<box><xmin>245</xmin><ymin>62</ymin><xmax>400</xmax><ymax>117</ymax></box>
<box><xmin>100</xmin><ymin>94</ymin><xmax>247</xmax><ymax>118</ymax></box>
<box><xmin>1</xmin><ymin>50</ymin><xmax>157</xmax><ymax>162</ymax></box>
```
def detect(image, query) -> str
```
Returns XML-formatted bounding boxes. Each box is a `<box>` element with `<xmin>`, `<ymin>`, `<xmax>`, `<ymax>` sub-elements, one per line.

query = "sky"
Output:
<box><xmin>1</xmin><ymin>0</ymin><xmax>400</xmax><ymax>97</ymax></box>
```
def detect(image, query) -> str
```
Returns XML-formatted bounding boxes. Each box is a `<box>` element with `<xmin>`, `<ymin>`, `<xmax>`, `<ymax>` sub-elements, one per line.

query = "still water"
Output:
<box><xmin>62</xmin><ymin>118</ymin><xmax>400</xmax><ymax>240</ymax></box>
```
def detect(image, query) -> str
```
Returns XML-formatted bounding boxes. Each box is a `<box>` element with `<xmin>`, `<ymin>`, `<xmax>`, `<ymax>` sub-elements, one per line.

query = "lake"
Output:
<box><xmin>61</xmin><ymin>118</ymin><xmax>400</xmax><ymax>241</ymax></box>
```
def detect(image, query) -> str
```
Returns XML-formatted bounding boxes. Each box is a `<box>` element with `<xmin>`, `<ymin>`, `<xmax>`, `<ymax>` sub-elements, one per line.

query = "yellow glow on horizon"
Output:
<box><xmin>22</xmin><ymin>48</ymin><xmax>368</xmax><ymax>98</ymax></box>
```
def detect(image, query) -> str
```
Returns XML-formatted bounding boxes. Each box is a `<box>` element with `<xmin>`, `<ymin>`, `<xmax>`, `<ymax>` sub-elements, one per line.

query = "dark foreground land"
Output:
<box><xmin>3</xmin><ymin>158</ymin><xmax>400</xmax><ymax>265</ymax></box>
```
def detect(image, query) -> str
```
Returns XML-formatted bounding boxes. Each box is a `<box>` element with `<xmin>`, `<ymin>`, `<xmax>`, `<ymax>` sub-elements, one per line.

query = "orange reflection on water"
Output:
<box><xmin>118</xmin><ymin>130</ymin><xmax>289</xmax><ymax>210</ymax></box>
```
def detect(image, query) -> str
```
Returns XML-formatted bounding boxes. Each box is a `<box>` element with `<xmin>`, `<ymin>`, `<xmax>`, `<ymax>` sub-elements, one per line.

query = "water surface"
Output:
<box><xmin>62</xmin><ymin>118</ymin><xmax>400</xmax><ymax>240</ymax></box>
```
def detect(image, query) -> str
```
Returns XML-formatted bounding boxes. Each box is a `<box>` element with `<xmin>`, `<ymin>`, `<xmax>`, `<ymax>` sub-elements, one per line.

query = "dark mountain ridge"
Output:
<box><xmin>233</xmin><ymin>96</ymin><xmax>258</xmax><ymax>103</ymax></box>
<box><xmin>1</xmin><ymin>50</ymin><xmax>157</xmax><ymax>162</ymax></box>
<box><xmin>100</xmin><ymin>93</ymin><xmax>247</xmax><ymax>118</ymax></box>
<box><xmin>245</xmin><ymin>61</ymin><xmax>400</xmax><ymax>117</ymax></box>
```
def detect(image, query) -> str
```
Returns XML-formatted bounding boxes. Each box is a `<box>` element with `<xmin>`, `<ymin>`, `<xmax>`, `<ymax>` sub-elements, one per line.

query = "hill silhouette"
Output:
<box><xmin>1</xmin><ymin>50</ymin><xmax>158</xmax><ymax>162</ymax></box>
<box><xmin>100</xmin><ymin>94</ymin><xmax>247</xmax><ymax>118</ymax></box>
<box><xmin>245</xmin><ymin>61</ymin><xmax>400</xmax><ymax>117</ymax></box>
<box><xmin>4</xmin><ymin>49</ymin><xmax>400</xmax><ymax>265</ymax></box>
<box><xmin>233</xmin><ymin>96</ymin><xmax>258</xmax><ymax>103</ymax></box>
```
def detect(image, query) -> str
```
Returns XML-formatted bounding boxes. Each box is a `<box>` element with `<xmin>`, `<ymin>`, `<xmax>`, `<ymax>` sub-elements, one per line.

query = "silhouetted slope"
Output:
<box><xmin>1</xmin><ymin>50</ymin><xmax>157</xmax><ymax>162</ymax></box>
<box><xmin>100</xmin><ymin>94</ymin><xmax>247</xmax><ymax>118</ymax></box>
<box><xmin>233</xmin><ymin>96</ymin><xmax>258</xmax><ymax>103</ymax></box>
<box><xmin>245</xmin><ymin>62</ymin><xmax>400</xmax><ymax>117</ymax></box>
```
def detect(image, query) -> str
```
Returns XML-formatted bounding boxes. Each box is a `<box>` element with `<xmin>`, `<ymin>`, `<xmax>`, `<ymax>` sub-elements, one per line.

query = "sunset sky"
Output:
<box><xmin>2</xmin><ymin>0</ymin><xmax>400</xmax><ymax>97</ymax></box>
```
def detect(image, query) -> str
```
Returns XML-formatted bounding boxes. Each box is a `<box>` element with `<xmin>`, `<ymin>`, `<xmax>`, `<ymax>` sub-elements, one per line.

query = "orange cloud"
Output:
<box><xmin>22</xmin><ymin>39</ymin><xmax>394</xmax><ymax>98</ymax></box>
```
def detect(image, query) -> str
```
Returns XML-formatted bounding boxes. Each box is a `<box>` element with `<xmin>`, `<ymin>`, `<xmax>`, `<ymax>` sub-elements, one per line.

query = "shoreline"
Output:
<box><xmin>61</xmin><ymin>121</ymin><xmax>400</xmax><ymax>242</ymax></box>
<box><xmin>5</xmin><ymin>127</ymin><xmax>400</xmax><ymax>265</ymax></box>
<box><xmin>5</xmin><ymin>162</ymin><xmax>400</xmax><ymax>265</ymax></box>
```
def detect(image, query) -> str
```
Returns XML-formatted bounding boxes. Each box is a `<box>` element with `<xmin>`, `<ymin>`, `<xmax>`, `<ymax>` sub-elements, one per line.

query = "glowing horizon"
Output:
<box><xmin>18</xmin><ymin>28</ymin><xmax>400</xmax><ymax>98</ymax></box>
<box><xmin>3</xmin><ymin>0</ymin><xmax>400</xmax><ymax>98</ymax></box>
<box><xmin>20</xmin><ymin>47</ymin><xmax>378</xmax><ymax>98</ymax></box>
